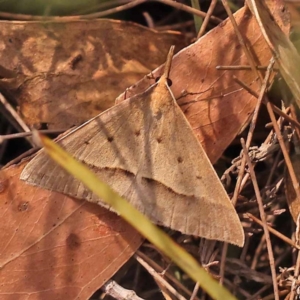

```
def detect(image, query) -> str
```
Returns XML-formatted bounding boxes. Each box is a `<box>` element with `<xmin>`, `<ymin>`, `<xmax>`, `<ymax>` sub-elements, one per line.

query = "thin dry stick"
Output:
<box><xmin>241</xmin><ymin>138</ymin><xmax>279</xmax><ymax>300</ymax></box>
<box><xmin>155</xmin><ymin>0</ymin><xmax>222</xmax><ymax>23</ymax></box>
<box><xmin>265</xmin><ymin>100</ymin><xmax>300</xmax><ymax>213</ymax></box>
<box><xmin>251</xmin><ymin>233</ymin><xmax>266</xmax><ymax>270</ymax></box>
<box><xmin>101</xmin><ymin>279</ymin><xmax>144</xmax><ymax>300</ymax></box>
<box><xmin>190</xmin><ymin>283</ymin><xmax>199</xmax><ymax>300</ymax></box>
<box><xmin>197</xmin><ymin>0</ymin><xmax>217</xmax><ymax>38</ymax></box>
<box><xmin>0</xmin><ymin>0</ymin><xmax>222</xmax><ymax>23</ymax></box>
<box><xmin>219</xmin><ymin>58</ymin><xmax>275</xmax><ymax>284</ymax></box>
<box><xmin>233</xmin><ymin>76</ymin><xmax>300</xmax><ymax>130</ymax></box>
<box><xmin>0</xmin><ymin>93</ymin><xmax>30</xmax><ymax>134</ymax></box>
<box><xmin>232</xmin><ymin>58</ymin><xmax>275</xmax><ymax>204</ymax></box>
<box><xmin>216</xmin><ymin>65</ymin><xmax>277</xmax><ymax>71</ymax></box>
<box><xmin>136</xmin><ymin>250</ymin><xmax>200</xmax><ymax>300</ymax></box>
<box><xmin>135</xmin><ymin>254</ymin><xmax>187</xmax><ymax>300</ymax></box>
<box><xmin>291</xmin><ymin>105</ymin><xmax>300</xmax><ymax>136</ymax></box>
<box><xmin>247</xmin><ymin>213</ymin><xmax>300</xmax><ymax>250</ymax></box>
<box><xmin>218</xmin><ymin>1</ymin><xmax>272</xmax><ymax>284</ymax></box>
<box><xmin>265</xmin><ymin>150</ymin><xmax>283</xmax><ymax>187</ymax></box>
<box><xmin>247</xmin><ymin>284</ymin><xmax>273</xmax><ymax>300</ymax></box>
<box><xmin>289</xmin><ymin>250</ymin><xmax>300</xmax><ymax>300</ymax></box>
<box><xmin>221</xmin><ymin>0</ymin><xmax>263</xmax><ymax>82</ymax></box>
<box><xmin>0</xmin><ymin>129</ymin><xmax>65</xmax><ymax>142</ymax></box>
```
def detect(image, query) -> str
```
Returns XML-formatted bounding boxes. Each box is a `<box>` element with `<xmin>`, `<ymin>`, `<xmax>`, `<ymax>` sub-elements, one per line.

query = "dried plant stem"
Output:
<box><xmin>247</xmin><ymin>213</ymin><xmax>300</xmax><ymax>250</ymax></box>
<box><xmin>135</xmin><ymin>254</ymin><xmax>187</xmax><ymax>300</ymax></box>
<box><xmin>0</xmin><ymin>0</ymin><xmax>222</xmax><ymax>24</ymax></box>
<box><xmin>233</xmin><ymin>76</ymin><xmax>300</xmax><ymax>130</ymax></box>
<box><xmin>137</xmin><ymin>250</ymin><xmax>200</xmax><ymax>299</ymax></box>
<box><xmin>241</xmin><ymin>138</ymin><xmax>279</xmax><ymax>300</ymax></box>
<box><xmin>0</xmin><ymin>129</ymin><xmax>65</xmax><ymax>143</ymax></box>
<box><xmin>220</xmin><ymin>58</ymin><xmax>275</xmax><ymax>283</ymax></box>
<box><xmin>221</xmin><ymin>0</ymin><xmax>262</xmax><ymax>82</ymax></box>
<box><xmin>216</xmin><ymin>65</ymin><xmax>277</xmax><ymax>71</ymax></box>
<box><xmin>101</xmin><ymin>279</ymin><xmax>144</xmax><ymax>300</ymax></box>
<box><xmin>265</xmin><ymin>100</ymin><xmax>300</xmax><ymax>213</ymax></box>
<box><xmin>289</xmin><ymin>251</ymin><xmax>300</xmax><ymax>300</ymax></box>
<box><xmin>0</xmin><ymin>93</ymin><xmax>30</xmax><ymax>134</ymax></box>
<box><xmin>197</xmin><ymin>0</ymin><xmax>217</xmax><ymax>38</ymax></box>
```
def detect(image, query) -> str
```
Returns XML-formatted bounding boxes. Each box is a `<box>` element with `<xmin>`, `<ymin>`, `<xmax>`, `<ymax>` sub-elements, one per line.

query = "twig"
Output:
<box><xmin>0</xmin><ymin>129</ymin><xmax>65</xmax><ymax>143</ymax></box>
<box><xmin>197</xmin><ymin>0</ymin><xmax>217</xmax><ymax>38</ymax></box>
<box><xmin>101</xmin><ymin>279</ymin><xmax>144</xmax><ymax>300</ymax></box>
<box><xmin>137</xmin><ymin>250</ymin><xmax>199</xmax><ymax>300</ymax></box>
<box><xmin>0</xmin><ymin>93</ymin><xmax>30</xmax><ymax>134</ymax></box>
<box><xmin>220</xmin><ymin>57</ymin><xmax>275</xmax><ymax>284</ymax></box>
<box><xmin>135</xmin><ymin>254</ymin><xmax>187</xmax><ymax>300</ymax></box>
<box><xmin>233</xmin><ymin>58</ymin><xmax>275</xmax><ymax>203</ymax></box>
<box><xmin>241</xmin><ymin>138</ymin><xmax>279</xmax><ymax>300</ymax></box>
<box><xmin>216</xmin><ymin>65</ymin><xmax>278</xmax><ymax>71</ymax></box>
<box><xmin>233</xmin><ymin>76</ymin><xmax>300</xmax><ymax>130</ymax></box>
<box><xmin>247</xmin><ymin>213</ymin><xmax>300</xmax><ymax>250</ymax></box>
<box><xmin>221</xmin><ymin>0</ymin><xmax>262</xmax><ymax>82</ymax></box>
<box><xmin>0</xmin><ymin>0</ymin><xmax>223</xmax><ymax>24</ymax></box>
<box><xmin>289</xmin><ymin>250</ymin><xmax>300</xmax><ymax>300</ymax></box>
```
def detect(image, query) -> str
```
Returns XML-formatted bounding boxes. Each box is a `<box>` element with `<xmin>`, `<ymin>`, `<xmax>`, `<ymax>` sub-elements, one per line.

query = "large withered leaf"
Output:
<box><xmin>0</xmin><ymin>163</ymin><xmax>143</xmax><ymax>299</ymax></box>
<box><xmin>0</xmin><ymin>19</ymin><xmax>186</xmax><ymax>128</ymax></box>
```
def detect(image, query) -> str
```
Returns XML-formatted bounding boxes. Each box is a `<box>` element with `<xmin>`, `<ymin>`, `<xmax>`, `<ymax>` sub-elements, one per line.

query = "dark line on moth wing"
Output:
<box><xmin>85</xmin><ymin>164</ymin><xmax>136</xmax><ymax>178</ymax></box>
<box><xmin>82</xmin><ymin>163</ymin><xmax>198</xmax><ymax>199</ymax></box>
<box><xmin>141</xmin><ymin>177</ymin><xmax>197</xmax><ymax>199</ymax></box>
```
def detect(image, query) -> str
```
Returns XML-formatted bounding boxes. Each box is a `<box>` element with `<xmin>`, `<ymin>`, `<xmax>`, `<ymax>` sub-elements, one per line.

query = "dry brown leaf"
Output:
<box><xmin>116</xmin><ymin>1</ymin><xmax>290</xmax><ymax>164</ymax></box>
<box><xmin>0</xmin><ymin>19</ymin><xmax>186</xmax><ymax>129</ymax></box>
<box><xmin>247</xmin><ymin>0</ymin><xmax>300</xmax><ymax>109</ymax></box>
<box><xmin>0</xmin><ymin>162</ymin><xmax>143</xmax><ymax>299</ymax></box>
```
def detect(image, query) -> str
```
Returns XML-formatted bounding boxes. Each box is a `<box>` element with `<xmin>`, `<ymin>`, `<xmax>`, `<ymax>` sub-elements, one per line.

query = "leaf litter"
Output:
<box><xmin>1</xmin><ymin>0</ymin><xmax>300</xmax><ymax>299</ymax></box>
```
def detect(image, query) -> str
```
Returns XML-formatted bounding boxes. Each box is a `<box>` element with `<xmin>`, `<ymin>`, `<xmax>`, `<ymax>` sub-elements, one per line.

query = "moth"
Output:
<box><xmin>21</xmin><ymin>46</ymin><xmax>244</xmax><ymax>246</ymax></box>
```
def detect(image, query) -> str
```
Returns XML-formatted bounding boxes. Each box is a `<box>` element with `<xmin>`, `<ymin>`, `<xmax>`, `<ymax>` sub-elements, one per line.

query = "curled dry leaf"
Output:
<box><xmin>246</xmin><ymin>0</ymin><xmax>300</xmax><ymax>109</ymax></box>
<box><xmin>285</xmin><ymin>153</ymin><xmax>300</xmax><ymax>223</ymax></box>
<box><xmin>116</xmin><ymin>1</ymin><xmax>290</xmax><ymax>163</ymax></box>
<box><xmin>0</xmin><ymin>19</ymin><xmax>186</xmax><ymax>129</ymax></box>
<box><xmin>0</xmin><ymin>162</ymin><xmax>143</xmax><ymax>300</ymax></box>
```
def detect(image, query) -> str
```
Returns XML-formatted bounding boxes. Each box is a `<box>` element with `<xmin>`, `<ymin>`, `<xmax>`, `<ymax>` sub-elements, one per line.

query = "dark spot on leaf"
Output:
<box><xmin>84</xmin><ymin>140</ymin><xmax>90</xmax><ymax>145</ymax></box>
<box><xmin>201</xmin><ymin>78</ymin><xmax>205</xmax><ymax>83</ymax></box>
<box><xmin>177</xmin><ymin>157</ymin><xmax>183</xmax><ymax>163</ymax></box>
<box><xmin>70</xmin><ymin>54</ymin><xmax>83</xmax><ymax>70</ymax></box>
<box><xmin>107</xmin><ymin>136</ymin><xmax>114</xmax><ymax>142</ymax></box>
<box><xmin>156</xmin><ymin>137</ymin><xmax>162</xmax><ymax>143</ymax></box>
<box><xmin>18</xmin><ymin>201</ymin><xmax>29</xmax><ymax>212</ymax></box>
<box><xmin>135</xmin><ymin>130</ymin><xmax>141</xmax><ymax>137</ymax></box>
<box><xmin>66</xmin><ymin>233</ymin><xmax>81</xmax><ymax>250</ymax></box>
<box><xmin>196</xmin><ymin>175</ymin><xmax>202</xmax><ymax>180</ymax></box>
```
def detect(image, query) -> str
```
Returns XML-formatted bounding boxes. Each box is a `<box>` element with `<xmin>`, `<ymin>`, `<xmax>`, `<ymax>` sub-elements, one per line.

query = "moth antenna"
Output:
<box><xmin>161</xmin><ymin>45</ymin><xmax>175</xmax><ymax>81</ymax></box>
